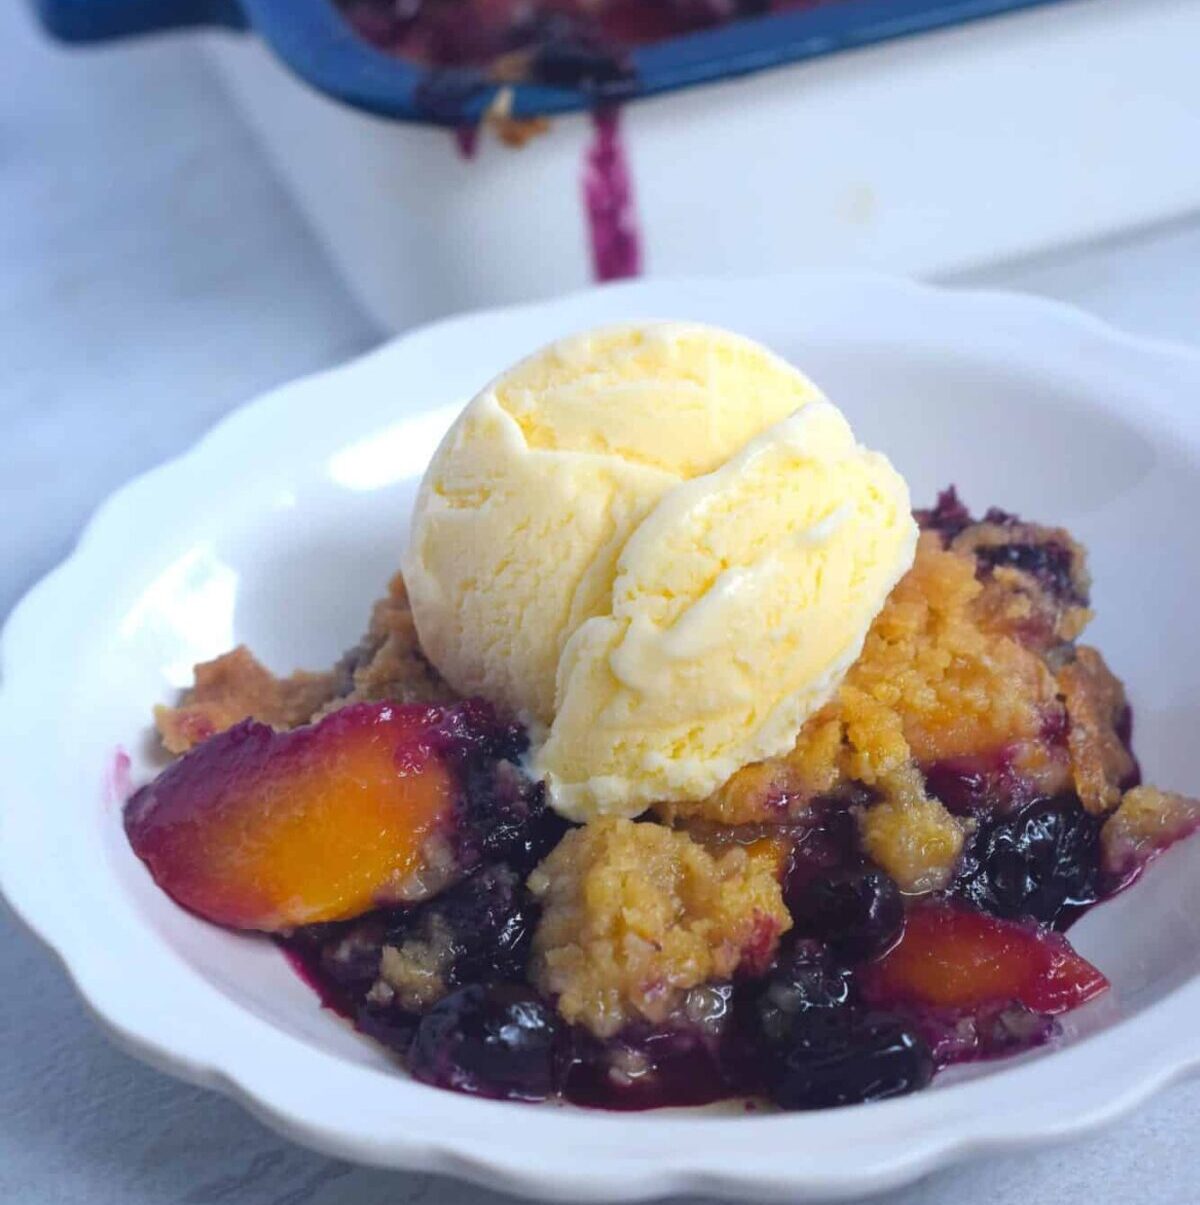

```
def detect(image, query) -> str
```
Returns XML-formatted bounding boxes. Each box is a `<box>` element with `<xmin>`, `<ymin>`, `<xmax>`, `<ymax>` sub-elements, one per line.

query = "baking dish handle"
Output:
<box><xmin>32</xmin><ymin>0</ymin><xmax>247</xmax><ymax>41</ymax></box>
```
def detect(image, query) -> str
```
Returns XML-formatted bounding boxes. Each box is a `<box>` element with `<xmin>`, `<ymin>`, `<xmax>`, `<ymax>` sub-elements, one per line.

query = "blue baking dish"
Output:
<box><xmin>34</xmin><ymin>0</ymin><xmax>1077</xmax><ymax>124</ymax></box>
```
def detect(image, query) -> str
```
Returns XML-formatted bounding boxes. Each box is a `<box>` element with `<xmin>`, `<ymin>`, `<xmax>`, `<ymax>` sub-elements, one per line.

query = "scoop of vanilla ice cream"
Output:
<box><xmin>538</xmin><ymin>401</ymin><xmax>916</xmax><ymax>819</ymax></box>
<box><xmin>403</xmin><ymin>323</ymin><xmax>822</xmax><ymax>726</ymax></box>
<box><xmin>404</xmin><ymin>322</ymin><xmax>916</xmax><ymax>821</ymax></box>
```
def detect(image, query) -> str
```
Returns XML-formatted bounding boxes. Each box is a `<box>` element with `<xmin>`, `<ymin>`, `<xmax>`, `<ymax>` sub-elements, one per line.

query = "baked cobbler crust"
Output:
<box><xmin>527</xmin><ymin>817</ymin><xmax>790</xmax><ymax>1037</ymax></box>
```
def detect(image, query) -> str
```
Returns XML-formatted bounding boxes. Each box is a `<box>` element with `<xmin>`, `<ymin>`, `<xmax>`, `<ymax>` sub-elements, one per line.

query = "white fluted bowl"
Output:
<box><xmin>5</xmin><ymin>274</ymin><xmax>1200</xmax><ymax>1201</ymax></box>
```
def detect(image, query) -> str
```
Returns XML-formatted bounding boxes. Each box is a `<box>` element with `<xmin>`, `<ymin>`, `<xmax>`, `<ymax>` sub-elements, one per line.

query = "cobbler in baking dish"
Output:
<box><xmin>125</xmin><ymin>487</ymin><xmax>1200</xmax><ymax>1110</ymax></box>
<box><xmin>339</xmin><ymin>0</ymin><xmax>827</xmax><ymax>91</ymax></box>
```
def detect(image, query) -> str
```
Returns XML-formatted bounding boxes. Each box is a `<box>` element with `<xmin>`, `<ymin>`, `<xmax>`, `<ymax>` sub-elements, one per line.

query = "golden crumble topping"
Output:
<box><xmin>376</xmin><ymin>914</ymin><xmax>455</xmax><ymax>1012</ymax></box>
<box><xmin>313</xmin><ymin>573</ymin><xmax>456</xmax><ymax>717</ymax></box>
<box><xmin>153</xmin><ymin>647</ymin><xmax>337</xmax><ymax>755</ymax></box>
<box><xmin>527</xmin><ymin>817</ymin><xmax>790</xmax><ymax>1037</ymax></box>
<box><xmin>1102</xmin><ymin>785</ymin><xmax>1200</xmax><ymax>877</ymax></box>
<box><xmin>844</xmin><ymin>532</ymin><xmax>1061</xmax><ymax>765</ymax></box>
<box><xmin>859</xmin><ymin>788</ymin><xmax>966</xmax><ymax>894</ymax></box>
<box><xmin>1059</xmin><ymin>646</ymin><xmax>1136</xmax><ymax>814</ymax></box>
<box><xmin>156</xmin><ymin>574</ymin><xmax>453</xmax><ymax>754</ymax></box>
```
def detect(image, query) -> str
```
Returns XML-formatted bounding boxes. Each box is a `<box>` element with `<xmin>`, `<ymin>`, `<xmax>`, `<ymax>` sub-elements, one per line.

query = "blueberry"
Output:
<box><xmin>768</xmin><ymin>1012</ymin><xmax>933</xmax><ymax>1110</ymax></box>
<box><xmin>752</xmin><ymin>940</ymin><xmax>854</xmax><ymax>1048</ymax></box>
<box><xmin>787</xmin><ymin>870</ymin><xmax>904</xmax><ymax>962</ymax></box>
<box><xmin>389</xmin><ymin>865</ymin><xmax>539</xmax><ymax>986</ymax></box>
<box><xmin>982</xmin><ymin>506</ymin><xmax>1020</xmax><ymax>526</ymax></box>
<box><xmin>409</xmin><ymin>984</ymin><xmax>560</xmax><ymax>1101</ymax></box>
<box><xmin>281</xmin><ymin>914</ymin><xmax>390</xmax><ymax>1014</ymax></box>
<box><xmin>746</xmin><ymin>941</ymin><xmax>932</xmax><ymax>1109</ymax></box>
<box><xmin>974</xmin><ymin>539</ymin><xmax>1083</xmax><ymax>604</ymax></box>
<box><xmin>356</xmin><ymin>999</ymin><xmax>419</xmax><ymax>1056</ymax></box>
<box><xmin>458</xmin><ymin>767</ymin><xmax>570</xmax><ymax>875</ymax></box>
<box><xmin>785</xmin><ymin>795</ymin><xmax>867</xmax><ymax>881</ymax></box>
<box><xmin>923</xmin><ymin>753</ymin><xmax>1030</xmax><ymax>817</ymax></box>
<box><xmin>915</xmin><ymin>486</ymin><xmax>973</xmax><ymax>542</ymax></box>
<box><xmin>954</xmin><ymin>796</ymin><xmax>1102</xmax><ymax>926</ymax></box>
<box><xmin>560</xmin><ymin>1008</ymin><xmax>734</xmax><ymax>1110</ymax></box>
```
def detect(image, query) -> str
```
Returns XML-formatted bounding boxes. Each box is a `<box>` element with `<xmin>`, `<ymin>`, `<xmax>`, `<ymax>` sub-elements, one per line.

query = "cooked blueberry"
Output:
<box><xmin>954</xmin><ymin>796</ymin><xmax>1102</xmax><ymax>926</ymax></box>
<box><xmin>923</xmin><ymin>752</ymin><xmax>1042</xmax><ymax>817</ymax></box>
<box><xmin>915</xmin><ymin>486</ymin><xmax>973</xmax><ymax>542</ymax></box>
<box><xmin>923</xmin><ymin>758</ymin><xmax>1002</xmax><ymax>815</ymax></box>
<box><xmin>982</xmin><ymin>505</ymin><xmax>1020</xmax><ymax>526</ymax></box>
<box><xmin>560</xmin><ymin>1006</ymin><xmax>734</xmax><ymax>1110</ymax></box>
<box><xmin>356</xmin><ymin>999</ymin><xmax>419</xmax><ymax>1055</ymax></box>
<box><xmin>457</xmin><ymin>765</ymin><xmax>570</xmax><ymax>874</ymax></box>
<box><xmin>787</xmin><ymin>870</ymin><xmax>904</xmax><ymax>962</ymax></box>
<box><xmin>768</xmin><ymin>1011</ymin><xmax>933</xmax><ymax>1111</ymax></box>
<box><xmin>752</xmin><ymin>939</ymin><xmax>854</xmax><ymax>1048</ymax></box>
<box><xmin>389</xmin><ymin>865</ymin><xmax>539</xmax><ymax>986</ymax></box>
<box><xmin>409</xmin><ymin>984</ymin><xmax>560</xmax><ymax>1101</ymax></box>
<box><xmin>785</xmin><ymin>795</ymin><xmax>867</xmax><ymax>881</ymax></box>
<box><xmin>280</xmin><ymin>913</ymin><xmax>394</xmax><ymax>1016</ymax></box>
<box><xmin>974</xmin><ymin>539</ymin><xmax>1082</xmax><ymax>604</ymax></box>
<box><xmin>314</xmin><ymin>917</ymin><xmax>388</xmax><ymax>996</ymax></box>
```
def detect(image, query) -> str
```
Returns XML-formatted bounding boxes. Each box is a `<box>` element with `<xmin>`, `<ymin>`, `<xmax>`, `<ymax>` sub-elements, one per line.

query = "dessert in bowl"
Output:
<box><xmin>7</xmin><ymin>275</ymin><xmax>1200</xmax><ymax>1198</ymax></box>
<box><xmin>122</xmin><ymin>321</ymin><xmax>1200</xmax><ymax>1113</ymax></box>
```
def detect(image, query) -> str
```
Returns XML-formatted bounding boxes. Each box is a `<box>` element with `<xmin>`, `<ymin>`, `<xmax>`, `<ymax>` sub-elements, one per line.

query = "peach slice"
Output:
<box><xmin>860</xmin><ymin>902</ymin><xmax>1108</xmax><ymax>1016</ymax></box>
<box><xmin>125</xmin><ymin>702</ymin><xmax>472</xmax><ymax>931</ymax></box>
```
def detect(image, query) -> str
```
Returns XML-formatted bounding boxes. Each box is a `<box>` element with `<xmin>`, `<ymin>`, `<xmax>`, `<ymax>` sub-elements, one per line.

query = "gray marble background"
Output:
<box><xmin>3</xmin><ymin>4</ymin><xmax>1200</xmax><ymax>1201</ymax></box>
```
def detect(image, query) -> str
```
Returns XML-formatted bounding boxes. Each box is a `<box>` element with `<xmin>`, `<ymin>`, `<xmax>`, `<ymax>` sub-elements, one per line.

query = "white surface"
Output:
<box><xmin>9</xmin><ymin>271</ymin><xmax>1200</xmax><ymax>1200</ymax></box>
<box><xmin>4</xmin><ymin>5</ymin><xmax>1200</xmax><ymax>1205</ymax></box>
<box><xmin>207</xmin><ymin>0</ymin><xmax>1200</xmax><ymax>332</ymax></box>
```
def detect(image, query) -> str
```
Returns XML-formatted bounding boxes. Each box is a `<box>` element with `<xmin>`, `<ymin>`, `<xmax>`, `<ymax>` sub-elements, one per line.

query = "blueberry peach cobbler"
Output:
<box><xmin>126</xmin><ymin>324</ymin><xmax>1200</xmax><ymax>1111</ymax></box>
<box><xmin>339</xmin><ymin>0</ymin><xmax>825</xmax><ymax>95</ymax></box>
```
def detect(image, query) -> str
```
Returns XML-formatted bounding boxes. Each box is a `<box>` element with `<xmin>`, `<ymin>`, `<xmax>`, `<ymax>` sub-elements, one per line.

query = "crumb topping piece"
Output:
<box><xmin>1058</xmin><ymin>646</ymin><xmax>1137</xmax><ymax>814</ymax></box>
<box><xmin>156</xmin><ymin>574</ymin><xmax>454</xmax><ymax>755</ymax></box>
<box><xmin>528</xmin><ymin>817</ymin><xmax>790</xmax><ymax>1038</ymax></box>
<box><xmin>1102</xmin><ymin>785</ymin><xmax>1200</xmax><ymax>878</ymax></box>
<box><xmin>377</xmin><ymin>914</ymin><xmax>457</xmax><ymax>1012</ymax></box>
<box><xmin>315</xmin><ymin>573</ymin><xmax>457</xmax><ymax>717</ymax></box>
<box><xmin>841</xmin><ymin>532</ymin><xmax>1060</xmax><ymax>766</ymax></box>
<box><xmin>859</xmin><ymin>791</ymin><xmax>966</xmax><ymax>894</ymax></box>
<box><xmin>154</xmin><ymin>646</ymin><xmax>336</xmax><ymax>755</ymax></box>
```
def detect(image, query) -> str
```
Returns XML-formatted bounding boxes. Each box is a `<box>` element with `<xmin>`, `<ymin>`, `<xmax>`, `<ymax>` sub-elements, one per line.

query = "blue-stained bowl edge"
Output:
<box><xmin>34</xmin><ymin>0</ymin><xmax>1078</xmax><ymax>124</ymax></box>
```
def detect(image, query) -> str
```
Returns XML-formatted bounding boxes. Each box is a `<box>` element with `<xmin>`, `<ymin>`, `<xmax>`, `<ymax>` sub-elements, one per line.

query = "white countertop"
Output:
<box><xmin>3</xmin><ymin>5</ymin><xmax>1200</xmax><ymax>1203</ymax></box>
